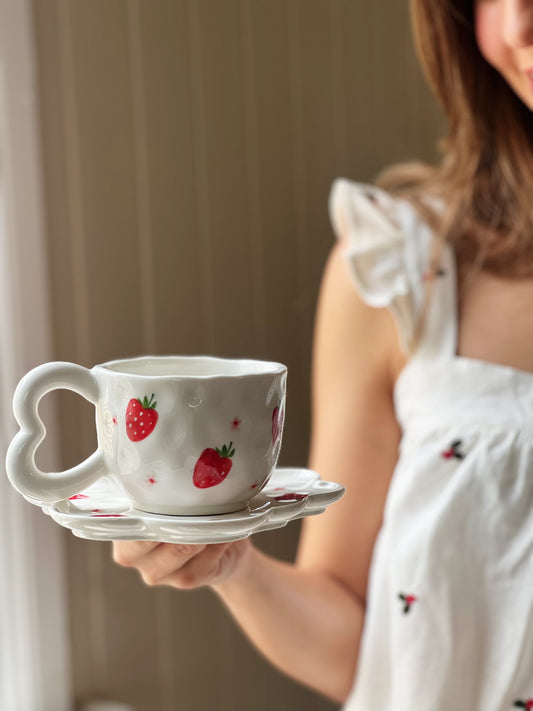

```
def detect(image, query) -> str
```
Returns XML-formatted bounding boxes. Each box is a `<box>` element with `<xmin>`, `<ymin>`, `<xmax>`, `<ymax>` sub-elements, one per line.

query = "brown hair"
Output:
<box><xmin>376</xmin><ymin>0</ymin><xmax>533</xmax><ymax>279</ymax></box>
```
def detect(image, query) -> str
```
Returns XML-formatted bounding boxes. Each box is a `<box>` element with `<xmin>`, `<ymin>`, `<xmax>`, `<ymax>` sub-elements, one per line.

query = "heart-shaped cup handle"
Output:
<box><xmin>5</xmin><ymin>361</ymin><xmax>107</xmax><ymax>505</ymax></box>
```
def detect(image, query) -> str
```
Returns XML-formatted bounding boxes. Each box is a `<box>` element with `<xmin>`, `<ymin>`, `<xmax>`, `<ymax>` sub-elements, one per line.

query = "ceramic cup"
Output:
<box><xmin>6</xmin><ymin>355</ymin><xmax>287</xmax><ymax>515</ymax></box>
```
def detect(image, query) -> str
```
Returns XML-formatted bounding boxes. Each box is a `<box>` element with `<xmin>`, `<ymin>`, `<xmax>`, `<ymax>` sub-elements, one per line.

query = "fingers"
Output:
<box><xmin>113</xmin><ymin>540</ymin><xmax>205</xmax><ymax>578</ymax></box>
<box><xmin>133</xmin><ymin>541</ymin><xmax>208</xmax><ymax>586</ymax></box>
<box><xmin>112</xmin><ymin>540</ymin><xmax>162</xmax><ymax>566</ymax></box>
<box><xmin>158</xmin><ymin>542</ymin><xmax>232</xmax><ymax>589</ymax></box>
<box><xmin>161</xmin><ymin>538</ymin><xmax>251</xmax><ymax>589</ymax></box>
<box><xmin>112</xmin><ymin>537</ymin><xmax>252</xmax><ymax>590</ymax></box>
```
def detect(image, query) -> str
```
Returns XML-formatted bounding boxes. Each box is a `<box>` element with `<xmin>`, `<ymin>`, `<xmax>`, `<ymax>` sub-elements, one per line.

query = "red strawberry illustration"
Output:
<box><xmin>125</xmin><ymin>394</ymin><xmax>158</xmax><ymax>442</ymax></box>
<box><xmin>193</xmin><ymin>442</ymin><xmax>235</xmax><ymax>489</ymax></box>
<box><xmin>272</xmin><ymin>405</ymin><xmax>284</xmax><ymax>446</ymax></box>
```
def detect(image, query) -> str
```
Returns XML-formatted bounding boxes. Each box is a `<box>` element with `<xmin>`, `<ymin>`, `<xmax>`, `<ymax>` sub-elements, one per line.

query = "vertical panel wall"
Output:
<box><xmin>32</xmin><ymin>1</ymin><xmax>443</xmax><ymax>709</ymax></box>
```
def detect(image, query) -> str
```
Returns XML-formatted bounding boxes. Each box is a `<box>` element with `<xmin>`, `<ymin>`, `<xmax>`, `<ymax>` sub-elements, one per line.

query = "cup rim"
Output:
<box><xmin>95</xmin><ymin>354</ymin><xmax>287</xmax><ymax>379</ymax></box>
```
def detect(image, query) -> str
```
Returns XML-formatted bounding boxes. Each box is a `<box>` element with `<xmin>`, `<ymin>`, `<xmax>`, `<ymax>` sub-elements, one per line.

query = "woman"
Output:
<box><xmin>113</xmin><ymin>2</ymin><xmax>533</xmax><ymax>707</ymax></box>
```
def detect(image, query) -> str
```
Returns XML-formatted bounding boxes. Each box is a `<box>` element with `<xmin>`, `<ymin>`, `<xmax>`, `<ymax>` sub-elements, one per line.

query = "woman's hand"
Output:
<box><xmin>112</xmin><ymin>538</ymin><xmax>252</xmax><ymax>590</ymax></box>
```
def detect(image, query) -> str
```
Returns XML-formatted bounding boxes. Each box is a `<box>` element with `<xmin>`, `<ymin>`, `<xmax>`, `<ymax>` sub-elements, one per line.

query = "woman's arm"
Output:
<box><xmin>297</xmin><ymin>242</ymin><xmax>404</xmax><ymax>605</ymax></box>
<box><xmin>213</xmin><ymin>243</ymin><xmax>403</xmax><ymax>701</ymax></box>
<box><xmin>113</xmin><ymin>243</ymin><xmax>403</xmax><ymax>704</ymax></box>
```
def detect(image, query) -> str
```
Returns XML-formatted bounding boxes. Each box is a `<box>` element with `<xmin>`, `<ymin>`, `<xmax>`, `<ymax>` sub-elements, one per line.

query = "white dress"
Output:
<box><xmin>329</xmin><ymin>179</ymin><xmax>533</xmax><ymax>711</ymax></box>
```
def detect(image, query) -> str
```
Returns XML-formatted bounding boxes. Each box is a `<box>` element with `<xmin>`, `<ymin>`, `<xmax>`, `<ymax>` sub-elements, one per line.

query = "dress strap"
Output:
<box><xmin>393</xmin><ymin>198</ymin><xmax>458</xmax><ymax>362</ymax></box>
<box><xmin>329</xmin><ymin>178</ymin><xmax>457</xmax><ymax>360</ymax></box>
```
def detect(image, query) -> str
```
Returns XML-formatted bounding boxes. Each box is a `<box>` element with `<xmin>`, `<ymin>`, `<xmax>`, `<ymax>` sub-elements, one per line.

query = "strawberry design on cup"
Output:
<box><xmin>514</xmin><ymin>700</ymin><xmax>533</xmax><ymax>709</ymax></box>
<box><xmin>125</xmin><ymin>394</ymin><xmax>158</xmax><ymax>442</ymax></box>
<box><xmin>193</xmin><ymin>442</ymin><xmax>236</xmax><ymax>489</ymax></box>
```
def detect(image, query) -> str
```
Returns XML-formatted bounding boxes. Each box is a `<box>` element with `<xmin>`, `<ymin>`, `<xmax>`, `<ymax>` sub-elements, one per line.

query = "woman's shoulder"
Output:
<box><xmin>329</xmin><ymin>179</ymin><xmax>405</xmax><ymax>255</ymax></box>
<box><xmin>328</xmin><ymin>177</ymin><xmax>435</xmax><ymax>258</ymax></box>
<box><xmin>300</xmin><ymin>240</ymin><xmax>404</xmax><ymax>601</ymax></box>
<box><xmin>328</xmin><ymin>178</ymin><xmax>434</xmax><ymax>355</ymax></box>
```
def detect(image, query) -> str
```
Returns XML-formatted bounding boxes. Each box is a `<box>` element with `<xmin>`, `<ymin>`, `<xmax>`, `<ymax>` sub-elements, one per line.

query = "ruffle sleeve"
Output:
<box><xmin>329</xmin><ymin>178</ymin><xmax>428</xmax><ymax>354</ymax></box>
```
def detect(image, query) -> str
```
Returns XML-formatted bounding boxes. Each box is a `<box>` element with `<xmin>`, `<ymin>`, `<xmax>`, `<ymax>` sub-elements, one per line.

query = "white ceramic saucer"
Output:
<box><xmin>43</xmin><ymin>468</ymin><xmax>344</xmax><ymax>544</ymax></box>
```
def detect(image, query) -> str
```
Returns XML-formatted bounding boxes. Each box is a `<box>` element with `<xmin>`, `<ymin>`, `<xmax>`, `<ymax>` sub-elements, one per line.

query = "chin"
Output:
<box><xmin>515</xmin><ymin>75</ymin><xmax>533</xmax><ymax>111</ymax></box>
<box><xmin>509</xmin><ymin>83</ymin><xmax>533</xmax><ymax>112</ymax></box>
<box><xmin>519</xmin><ymin>95</ymin><xmax>533</xmax><ymax>112</ymax></box>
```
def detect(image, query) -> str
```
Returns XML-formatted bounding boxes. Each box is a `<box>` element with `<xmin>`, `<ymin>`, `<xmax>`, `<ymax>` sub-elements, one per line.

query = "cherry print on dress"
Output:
<box><xmin>398</xmin><ymin>593</ymin><xmax>418</xmax><ymax>614</ymax></box>
<box><xmin>514</xmin><ymin>700</ymin><xmax>533</xmax><ymax>709</ymax></box>
<box><xmin>441</xmin><ymin>440</ymin><xmax>465</xmax><ymax>460</ymax></box>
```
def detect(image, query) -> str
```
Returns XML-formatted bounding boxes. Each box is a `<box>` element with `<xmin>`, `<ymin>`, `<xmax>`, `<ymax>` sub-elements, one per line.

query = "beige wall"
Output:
<box><xmin>32</xmin><ymin>1</ymin><xmax>443</xmax><ymax>709</ymax></box>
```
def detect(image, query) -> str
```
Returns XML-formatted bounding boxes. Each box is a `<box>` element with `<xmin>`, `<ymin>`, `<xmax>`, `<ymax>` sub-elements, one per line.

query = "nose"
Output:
<box><xmin>502</xmin><ymin>0</ymin><xmax>533</xmax><ymax>48</ymax></box>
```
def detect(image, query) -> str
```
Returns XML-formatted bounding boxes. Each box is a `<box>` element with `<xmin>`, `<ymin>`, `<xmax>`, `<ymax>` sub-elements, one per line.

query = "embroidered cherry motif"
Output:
<box><xmin>398</xmin><ymin>593</ymin><xmax>418</xmax><ymax>614</ymax></box>
<box><xmin>514</xmin><ymin>700</ymin><xmax>533</xmax><ymax>709</ymax></box>
<box><xmin>441</xmin><ymin>440</ymin><xmax>465</xmax><ymax>460</ymax></box>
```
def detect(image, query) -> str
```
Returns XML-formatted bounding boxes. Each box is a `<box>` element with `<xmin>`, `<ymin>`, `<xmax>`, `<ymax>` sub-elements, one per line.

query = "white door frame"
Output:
<box><xmin>0</xmin><ymin>0</ymin><xmax>72</xmax><ymax>709</ymax></box>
